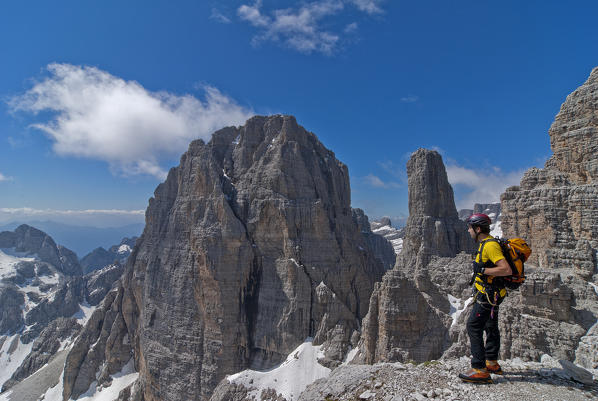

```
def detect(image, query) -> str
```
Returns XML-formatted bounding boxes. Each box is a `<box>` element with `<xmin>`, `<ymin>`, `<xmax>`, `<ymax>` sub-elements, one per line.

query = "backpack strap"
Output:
<box><xmin>474</xmin><ymin>237</ymin><xmax>499</xmax><ymax>267</ymax></box>
<box><xmin>472</xmin><ymin>237</ymin><xmax>508</xmax><ymax>289</ymax></box>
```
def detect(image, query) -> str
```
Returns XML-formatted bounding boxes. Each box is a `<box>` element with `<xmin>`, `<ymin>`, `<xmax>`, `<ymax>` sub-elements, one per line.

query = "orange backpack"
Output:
<box><xmin>496</xmin><ymin>238</ymin><xmax>531</xmax><ymax>290</ymax></box>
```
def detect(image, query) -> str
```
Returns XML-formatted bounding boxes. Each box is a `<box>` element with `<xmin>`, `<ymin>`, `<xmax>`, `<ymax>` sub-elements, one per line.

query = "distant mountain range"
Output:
<box><xmin>0</xmin><ymin>221</ymin><xmax>144</xmax><ymax>258</ymax></box>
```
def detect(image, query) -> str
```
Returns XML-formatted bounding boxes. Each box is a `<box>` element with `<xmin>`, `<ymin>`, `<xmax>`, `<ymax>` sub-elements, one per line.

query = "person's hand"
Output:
<box><xmin>473</xmin><ymin>265</ymin><xmax>485</xmax><ymax>275</ymax></box>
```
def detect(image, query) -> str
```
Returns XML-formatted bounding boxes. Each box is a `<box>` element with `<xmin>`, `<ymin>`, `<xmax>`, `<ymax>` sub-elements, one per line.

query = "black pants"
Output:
<box><xmin>466</xmin><ymin>299</ymin><xmax>500</xmax><ymax>369</ymax></box>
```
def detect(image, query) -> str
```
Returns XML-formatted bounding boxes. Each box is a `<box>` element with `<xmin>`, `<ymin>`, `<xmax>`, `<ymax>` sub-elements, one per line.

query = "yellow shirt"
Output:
<box><xmin>474</xmin><ymin>236</ymin><xmax>507</xmax><ymax>297</ymax></box>
<box><xmin>475</xmin><ymin>236</ymin><xmax>505</xmax><ymax>266</ymax></box>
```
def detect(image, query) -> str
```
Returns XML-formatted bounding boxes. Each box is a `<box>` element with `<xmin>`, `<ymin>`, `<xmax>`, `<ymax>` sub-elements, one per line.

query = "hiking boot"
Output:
<box><xmin>486</xmin><ymin>360</ymin><xmax>503</xmax><ymax>375</ymax></box>
<box><xmin>458</xmin><ymin>368</ymin><xmax>492</xmax><ymax>384</ymax></box>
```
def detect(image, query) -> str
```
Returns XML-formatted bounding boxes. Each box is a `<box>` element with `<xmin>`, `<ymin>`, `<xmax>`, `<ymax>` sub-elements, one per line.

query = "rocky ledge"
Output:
<box><xmin>298</xmin><ymin>357</ymin><xmax>598</xmax><ymax>401</ymax></box>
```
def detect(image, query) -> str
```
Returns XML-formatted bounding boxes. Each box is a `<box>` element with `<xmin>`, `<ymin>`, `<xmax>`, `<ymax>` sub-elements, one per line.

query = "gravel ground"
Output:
<box><xmin>298</xmin><ymin>358</ymin><xmax>598</xmax><ymax>401</ymax></box>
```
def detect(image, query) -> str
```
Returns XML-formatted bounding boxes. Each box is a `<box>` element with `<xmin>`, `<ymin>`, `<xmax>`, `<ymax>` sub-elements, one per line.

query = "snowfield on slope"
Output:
<box><xmin>0</xmin><ymin>248</ymin><xmax>36</xmax><ymax>279</ymax></box>
<box><xmin>227</xmin><ymin>339</ymin><xmax>331</xmax><ymax>401</ymax></box>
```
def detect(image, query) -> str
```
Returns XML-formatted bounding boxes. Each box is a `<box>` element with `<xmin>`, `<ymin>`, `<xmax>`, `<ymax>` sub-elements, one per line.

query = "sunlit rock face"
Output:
<box><xmin>63</xmin><ymin>115</ymin><xmax>386</xmax><ymax>401</ymax></box>
<box><xmin>357</xmin><ymin>149</ymin><xmax>473</xmax><ymax>365</ymax></box>
<box><xmin>501</xmin><ymin>67</ymin><xmax>598</xmax><ymax>275</ymax></box>
<box><xmin>397</xmin><ymin>149</ymin><xmax>473</xmax><ymax>272</ymax></box>
<box><xmin>497</xmin><ymin>67</ymin><xmax>598</xmax><ymax>368</ymax></box>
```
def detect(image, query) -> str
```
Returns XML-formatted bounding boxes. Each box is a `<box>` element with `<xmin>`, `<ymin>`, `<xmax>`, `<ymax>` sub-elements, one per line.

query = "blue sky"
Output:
<box><xmin>1</xmin><ymin>0</ymin><xmax>597</xmax><ymax>228</ymax></box>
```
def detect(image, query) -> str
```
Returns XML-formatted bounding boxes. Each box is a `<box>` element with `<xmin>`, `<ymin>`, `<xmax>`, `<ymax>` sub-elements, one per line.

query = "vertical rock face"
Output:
<box><xmin>501</xmin><ymin>68</ymin><xmax>598</xmax><ymax>276</ymax></box>
<box><xmin>357</xmin><ymin>149</ymin><xmax>473</xmax><ymax>364</ymax></box>
<box><xmin>398</xmin><ymin>149</ymin><xmax>473</xmax><ymax>270</ymax></box>
<box><xmin>407</xmin><ymin>150</ymin><xmax>459</xmax><ymax>218</ymax></box>
<box><xmin>548</xmin><ymin>67</ymin><xmax>598</xmax><ymax>185</ymax></box>
<box><xmin>63</xmin><ymin>115</ymin><xmax>386</xmax><ymax>401</ymax></box>
<box><xmin>498</xmin><ymin>67</ymin><xmax>598</xmax><ymax>369</ymax></box>
<box><xmin>352</xmin><ymin>209</ymin><xmax>396</xmax><ymax>270</ymax></box>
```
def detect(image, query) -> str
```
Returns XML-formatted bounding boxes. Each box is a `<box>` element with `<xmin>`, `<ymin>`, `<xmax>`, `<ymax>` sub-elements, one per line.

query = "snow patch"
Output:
<box><xmin>391</xmin><ymin>238</ymin><xmax>403</xmax><ymax>255</ymax></box>
<box><xmin>590</xmin><ymin>282</ymin><xmax>598</xmax><ymax>296</ymax></box>
<box><xmin>75</xmin><ymin>358</ymin><xmax>138</xmax><ymax>401</ymax></box>
<box><xmin>20</xmin><ymin>274</ymin><xmax>60</xmax><ymax>297</ymax></box>
<box><xmin>342</xmin><ymin>347</ymin><xmax>359</xmax><ymax>365</ymax></box>
<box><xmin>0</xmin><ymin>335</ymin><xmax>34</xmax><ymax>388</ymax></box>
<box><xmin>117</xmin><ymin>244</ymin><xmax>131</xmax><ymax>254</ymax></box>
<box><xmin>370</xmin><ymin>224</ymin><xmax>403</xmax><ymax>256</ymax></box>
<box><xmin>0</xmin><ymin>248</ymin><xmax>38</xmax><ymax>259</ymax></box>
<box><xmin>372</xmin><ymin>225</ymin><xmax>392</xmax><ymax>234</ymax></box>
<box><xmin>72</xmin><ymin>301</ymin><xmax>97</xmax><ymax>326</ymax></box>
<box><xmin>227</xmin><ymin>339</ymin><xmax>331</xmax><ymax>401</ymax></box>
<box><xmin>0</xmin><ymin>249</ymin><xmax>36</xmax><ymax>279</ymax></box>
<box><xmin>447</xmin><ymin>295</ymin><xmax>473</xmax><ymax>327</ymax></box>
<box><xmin>490</xmin><ymin>220</ymin><xmax>503</xmax><ymax>238</ymax></box>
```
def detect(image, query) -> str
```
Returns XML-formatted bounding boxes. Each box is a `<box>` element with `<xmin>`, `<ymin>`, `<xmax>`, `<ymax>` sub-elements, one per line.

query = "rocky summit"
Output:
<box><xmin>61</xmin><ymin>115</ymin><xmax>389</xmax><ymax>401</ymax></box>
<box><xmin>356</xmin><ymin>149</ymin><xmax>474</xmax><ymax>365</ymax></box>
<box><xmin>80</xmin><ymin>237</ymin><xmax>137</xmax><ymax>274</ymax></box>
<box><xmin>0</xmin><ymin>225</ymin><xmax>81</xmax><ymax>276</ymax></box>
<box><xmin>0</xmin><ymin>225</ymin><xmax>124</xmax><ymax>398</ymax></box>
<box><xmin>398</xmin><ymin>149</ymin><xmax>473</xmax><ymax>271</ymax></box>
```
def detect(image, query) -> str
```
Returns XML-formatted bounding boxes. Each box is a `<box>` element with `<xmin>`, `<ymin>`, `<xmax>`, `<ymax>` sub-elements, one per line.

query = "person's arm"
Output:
<box><xmin>481</xmin><ymin>258</ymin><xmax>512</xmax><ymax>277</ymax></box>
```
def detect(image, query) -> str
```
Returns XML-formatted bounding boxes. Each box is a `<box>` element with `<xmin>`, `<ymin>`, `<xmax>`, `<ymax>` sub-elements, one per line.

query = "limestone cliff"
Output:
<box><xmin>62</xmin><ymin>115</ymin><xmax>386</xmax><ymax>401</ymax></box>
<box><xmin>497</xmin><ymin>67</ymin><xmax>598</xmax><ymax>368</ymax></box>
<box><xmin>443</xmin><ymin>68</ymin><xmax>598</xmax><ymax>369</ymax></box>
<box><xmin>352</xmin><ymin>209</ymin><xmax>396</xmax><ymax>270</ymax></box>
<box><xmin>357</xmin><ymin>149</ymin><xmax>473</xmax><ymax>364</ymax></box>
<box><xmin>358</xmin><ymin>124</ymin><xmax>598</xmax><ymax>369</ymax></box>
<box><xmin>501</xmin><ymin>67</ymin><xmax>598</xmax><ymax>277</ymax></box>
<box><xmin>397</xmin><ymin>149</ymin><xmax>473</xmax><ymax>271</ymax></box>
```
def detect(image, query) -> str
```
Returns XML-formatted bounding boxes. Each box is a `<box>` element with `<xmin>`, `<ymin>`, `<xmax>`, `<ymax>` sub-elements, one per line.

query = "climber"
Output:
<box><xmin>458</xmin><ymin>213</ymin><xmax>512</xmax><ymax>384</ymax></box>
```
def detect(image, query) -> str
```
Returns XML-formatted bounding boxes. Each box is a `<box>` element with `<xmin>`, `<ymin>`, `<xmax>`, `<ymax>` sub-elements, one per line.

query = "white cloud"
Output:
<box><xmin>0</xmin><ymin>173</ymin><xmax>12</xmax><ymax>182</ymax></box>
<box><xmin>237</xmin><ymin>0</ymin><xmax>381</xmax><ymax>54</ymax></box>
<box><xmin>349</xmin><ymin>0</ymin><xmax>383</xmax><ymax>14</ymax></box>
<box><xmin>238</xmin><ymin>1</ymin><xmax>270</xmax><ymax>27</ymax></box>
<box><xmin>211</xmin><ymin>8</ymin><xmax>232</xmax><ymax>24</ymax></box>
<box><xmin>364</xmin><ymin>174</ymin><xmax>401</xmax><ymax>189</ymax></box>
<box><xmin>401</xmin><ymin>95</ymin><xmax>419</xmax><ymax>103</ymax></box>
<box><xmin>0</xmin><ymin>207</ymin><xmax>145</xmax><ymax>228</ymax></box>
<box><xmin>377</xmin><ymin>160</ymin><xmax>407</xmax><ymax>182</ymax></box>
<box><xmin>238</xmin><ymin>0</ymin><xmax>343</xmax><ymax>54</ymax></box>
<box><xmin>344</xmin><ymin>22</ymin><xmax>358</xmax><ymax>33</ymax></box>
<box><xmin>9</xmin><ymin>63</ymin><xmax>254</xmax><ymax>179</ymax></box>
<box><xmin>446</xmin><ymin>164</ymin><xmax>526</xmax><ymax>210</ymax></box>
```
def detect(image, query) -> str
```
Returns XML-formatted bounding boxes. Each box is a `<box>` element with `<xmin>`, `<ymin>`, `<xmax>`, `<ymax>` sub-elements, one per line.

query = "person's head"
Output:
<box><xmin>466</xmin><ymin>213</ymin><xmax>491</xmax><ymax>242</ymax></box>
